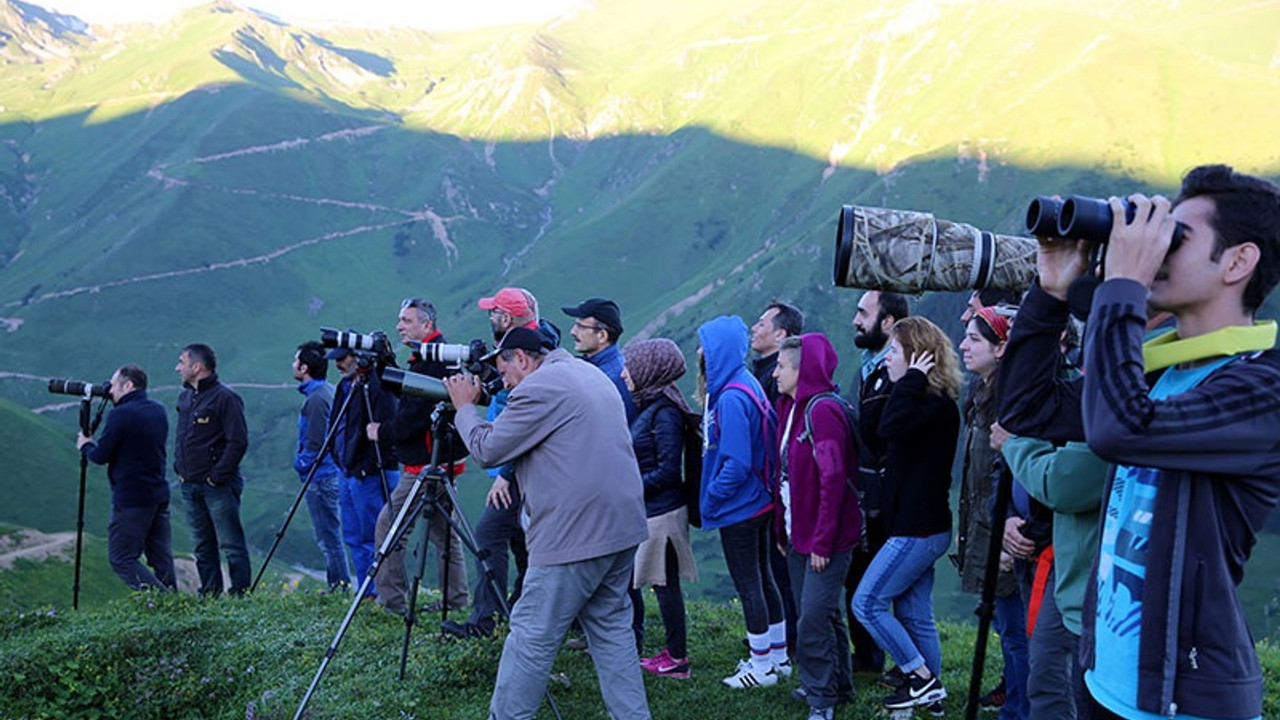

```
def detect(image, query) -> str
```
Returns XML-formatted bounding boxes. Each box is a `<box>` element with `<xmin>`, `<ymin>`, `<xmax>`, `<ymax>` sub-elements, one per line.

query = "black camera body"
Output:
<box><xmin>48</xmin><ymin>378</ymin><xmax>110</xmax><ymax>399</ymax></box>
<box><xmin>320</xmin><ymin>327</ymin><xmax>398</xmax><ymax>369</ymax></box>
<box><xmin>416</xmin><ymin>339</ymin><xmax>504</xmax><ymax>398</ymax></box>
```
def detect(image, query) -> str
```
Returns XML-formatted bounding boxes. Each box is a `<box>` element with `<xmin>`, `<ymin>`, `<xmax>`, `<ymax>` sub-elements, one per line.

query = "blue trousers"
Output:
<box><xmin>304</xmin><ymin>473</ymin><xmax>350</xmax><ymax>588</ymax></box>
<box><xmin>340</xmin><ymin>470</ymin><xmax>390</xmax><ymax>596</ymax></box>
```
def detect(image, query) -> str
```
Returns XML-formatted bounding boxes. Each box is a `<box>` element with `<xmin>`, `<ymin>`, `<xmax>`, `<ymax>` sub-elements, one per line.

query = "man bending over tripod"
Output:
<box><xmin>445</xmin><ymin>327</ymin><xmax>651</xmax><ymax>720</ymax></box>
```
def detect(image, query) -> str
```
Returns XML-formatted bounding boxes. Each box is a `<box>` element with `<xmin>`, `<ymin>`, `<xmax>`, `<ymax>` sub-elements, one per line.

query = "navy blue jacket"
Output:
<box><xmin>174</xmin><ymin>374</ymin><xmax>248</xmax><ymax>487</ymax></box>
<box><xmin>629</xmin><ymin>395</ymin><xmax>685</xmax><ymax>518</ymax></box>
<box><xmin>1000</xmin><ymin>280</ymin><xmax>1280</xmax><ymax>719</ymax></box>
<box><xmin>82</xmin><ymin>389</ymin><xmax>169</xmax><ymax>507</ymax></box>
<box><xmin>586</xmin><ymin>343</ymin><xmax>636</xmax><ymax>424</ymax></box>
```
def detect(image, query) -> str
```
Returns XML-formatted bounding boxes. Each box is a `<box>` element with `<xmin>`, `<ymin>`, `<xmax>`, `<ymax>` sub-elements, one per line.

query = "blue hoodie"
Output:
<box><xmin>698</xmin><ymin>315</ymin><xmax>778</xmax><ymax>530</ymax></box>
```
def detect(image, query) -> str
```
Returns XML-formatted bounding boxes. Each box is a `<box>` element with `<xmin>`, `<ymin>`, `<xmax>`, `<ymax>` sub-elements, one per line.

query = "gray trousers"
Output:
<box><xmin>788</xmin><ymin>548</ymin><xmax>854</xmax><ymax>710</ymax></box>
<box><xmin>374</xmin><ymin>467</ymin><xmax>469</xmax><ymax>613</ymax></box>
<box><xmin>1028</xmin><ymin>565</ymin><xmax>1091</xmax><ymax>720</ymax></box>
<box><xmin>489</xmin><ymin>547</ymin><xmax>651</xmax><ymax>720</ymax></box>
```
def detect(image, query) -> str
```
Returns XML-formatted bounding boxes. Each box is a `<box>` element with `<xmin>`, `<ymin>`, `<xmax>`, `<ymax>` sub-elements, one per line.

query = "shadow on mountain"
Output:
<box><xmin>308</xmin><ymin>34</ymin><xmax>396</xmax><ymax>77</ymax></box>
<box><xmin>1</xmin><ymin>80</ymin><xmax>1279</xmax><ymax>635</ymax></box>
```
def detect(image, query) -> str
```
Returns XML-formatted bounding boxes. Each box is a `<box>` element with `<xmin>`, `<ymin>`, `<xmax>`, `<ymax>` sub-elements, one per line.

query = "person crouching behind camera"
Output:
<box><xmin>445</xmin><ymin>328</ymin><xmax>651</xmax><ymax>720</ymax></box>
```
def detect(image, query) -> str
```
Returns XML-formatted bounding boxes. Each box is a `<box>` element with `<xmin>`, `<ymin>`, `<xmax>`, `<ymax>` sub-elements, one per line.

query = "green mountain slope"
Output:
<box><xmin>1</xmin><ymin>0</ymin><xmax>1279</xmax><ymax>599</ymax></box>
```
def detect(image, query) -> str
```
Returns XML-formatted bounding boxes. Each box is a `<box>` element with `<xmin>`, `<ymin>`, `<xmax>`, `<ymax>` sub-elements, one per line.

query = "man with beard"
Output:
<box><xmin>845</xmin><ymin>290</ymin><xmax>909</xmax><ymax>674</ymax></box>
<box><xmin>442</xmin><ymin>287</ymin><xmax>543</xmax><ymax>639</ymax></box>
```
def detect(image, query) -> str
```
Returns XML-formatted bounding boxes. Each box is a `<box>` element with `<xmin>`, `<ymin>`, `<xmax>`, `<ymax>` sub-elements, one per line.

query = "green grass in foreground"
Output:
<box><xmin>0</xmin><ymin>588</ymin><xmax>1278</xmax><ymax>720</ymax></box>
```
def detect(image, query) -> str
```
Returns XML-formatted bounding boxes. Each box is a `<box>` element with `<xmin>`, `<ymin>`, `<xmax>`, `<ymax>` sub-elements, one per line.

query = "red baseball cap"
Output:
<box><xmin>478</xmin><ymin>287</ymin><xmax>537</xmax><ymax>320</ymax></box>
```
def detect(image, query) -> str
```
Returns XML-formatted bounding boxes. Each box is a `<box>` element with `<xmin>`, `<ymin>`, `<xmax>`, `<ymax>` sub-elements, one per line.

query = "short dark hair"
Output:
<box><xmin>975</xmin><ymin>288</ymin><xmax>1021</xmax><ymax>309</ymax></box>
<box><xmin>778</xmin><ymin>335</ymin><xmax>804</xmax><ymax>367</ymax></box>
<box><xmin>296</xmin><ymin>340</ymin><xmax>328</xmax><ymax>380</ymax></box>
<box><xmin>766</xmin><ymin>301</ymin><xmax>805</xmax><ymax>337</ymax></box>
<box><xmin>116</xmin><ymin>364</ymin><xmax>147</xmax><ymax>391</ymax></box>
<box><xmin>1174</xmin><ymin>164</ymin><xmax>1280</xmax><ymax>314</ymax></box>
<box><xmin>878</xmin><ymin>292</ymin><xmax>910</xmax><ymax>322</ymax></box>
<box><xmin>182</xmin><ymin>343</ymin><xmax>217</xmax><ymax>373</ymax></box>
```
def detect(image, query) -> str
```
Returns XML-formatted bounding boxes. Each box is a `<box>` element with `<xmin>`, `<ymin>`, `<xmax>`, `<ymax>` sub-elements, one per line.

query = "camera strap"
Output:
<box><xmin>1142</xmin><ymin>321</ymin><xmax>1277</xmax><ymax>373</ymax></box>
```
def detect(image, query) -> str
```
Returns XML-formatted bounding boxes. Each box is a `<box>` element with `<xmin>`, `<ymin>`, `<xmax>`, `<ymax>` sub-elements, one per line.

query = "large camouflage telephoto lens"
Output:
<box><xmin>833</xmin><ymin>204</ymin><xmax>1038</xmax><ymax>293</ymax></box>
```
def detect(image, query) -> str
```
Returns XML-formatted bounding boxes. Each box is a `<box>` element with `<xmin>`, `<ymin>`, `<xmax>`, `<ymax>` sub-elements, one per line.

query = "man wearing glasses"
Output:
<box><xmin>367</xmin><ymin>297</ymin><xmax>469</xmax><ymax>616</ymax></box>
<box><xmin>563</xmin><ymin>297</ymin><xmax>636</xmax><ymax>422</ymax></box>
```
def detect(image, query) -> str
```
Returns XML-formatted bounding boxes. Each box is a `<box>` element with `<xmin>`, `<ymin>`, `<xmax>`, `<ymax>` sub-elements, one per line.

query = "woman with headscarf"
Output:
<box><xmin>622</xmin><ymin>338</ymin><xmax>700</xmax><ymax>679</ymax></box>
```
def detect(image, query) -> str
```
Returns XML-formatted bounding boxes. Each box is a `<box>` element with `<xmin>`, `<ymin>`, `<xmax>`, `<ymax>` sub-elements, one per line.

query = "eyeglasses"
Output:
<box><xmin>572</xmin><ymin>320</ymin><xmax>606</xmax><ymax>333</ymax></box>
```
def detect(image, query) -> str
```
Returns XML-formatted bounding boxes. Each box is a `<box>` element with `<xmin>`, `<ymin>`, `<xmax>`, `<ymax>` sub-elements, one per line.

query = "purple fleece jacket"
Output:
<box><xmin>774</xmin><ymin>333</ymin><xmax>862</xmax><ymax>556</ymax></box>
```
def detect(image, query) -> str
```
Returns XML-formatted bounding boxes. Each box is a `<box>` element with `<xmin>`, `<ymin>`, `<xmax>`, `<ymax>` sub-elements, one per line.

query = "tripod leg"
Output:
<box><xmin>293</xmin><ymin>471</ymin><xmax>432</xmax><ymax>720</ymax></box>
<box><xmin>399</xmin><ymin>511</ymin><xmax>432</xmax><ymax>681</ymax></box>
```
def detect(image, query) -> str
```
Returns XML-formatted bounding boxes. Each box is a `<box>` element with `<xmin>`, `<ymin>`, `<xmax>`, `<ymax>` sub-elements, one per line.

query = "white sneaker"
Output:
<box><xmin>773</xmin><ymin>657</ymin><xmax>793</xmax><ymax>677</ymax></box>
<box><xmin>722</xmin><ymin>659</ymin><xmax>779</xmax><ymax>688</ymax></box>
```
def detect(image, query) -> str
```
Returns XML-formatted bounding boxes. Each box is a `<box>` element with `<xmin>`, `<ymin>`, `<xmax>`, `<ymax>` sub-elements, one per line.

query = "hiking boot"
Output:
<box><xmin>882</xmin><ymin>671</ymin><xmax>946</xmax><ymax>710</ymax></box>
<box><xmin>979</xmin><ymin>678</ymin><xmax>1006</xmax><ymax>712</ymax></box>
<box><xmin>878</xmin><ymin>665</ymin><xmax>908</xmax><ymax>690</ymax></box>
<box><xmin>722</xmin><ymin>659</ymin><xmax>779</xmax><ymax>688</ymax></box>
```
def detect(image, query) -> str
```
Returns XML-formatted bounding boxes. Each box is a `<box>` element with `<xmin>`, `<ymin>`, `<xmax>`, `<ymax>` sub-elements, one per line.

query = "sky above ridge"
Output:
<box><xmin>43</xmin><ymin>0</ymin><xmax>585</xmax><ymax>29</ymax></box>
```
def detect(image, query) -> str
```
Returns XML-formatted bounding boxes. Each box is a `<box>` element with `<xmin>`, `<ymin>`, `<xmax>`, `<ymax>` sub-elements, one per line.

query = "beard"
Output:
<box><xmin>853</xmin><ymin>321</ymin><xmax>888</xmax><ymax>351</ymax></box>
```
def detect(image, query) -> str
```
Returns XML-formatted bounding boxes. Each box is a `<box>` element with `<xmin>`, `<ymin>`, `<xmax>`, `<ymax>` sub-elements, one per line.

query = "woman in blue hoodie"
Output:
<box><xmin>697</xmin><ymin>315</ymin><xmax>786</xmax><ymax>689</ymax></box>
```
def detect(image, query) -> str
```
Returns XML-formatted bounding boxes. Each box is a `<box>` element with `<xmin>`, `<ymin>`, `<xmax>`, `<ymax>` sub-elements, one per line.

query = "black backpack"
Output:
<box><xmin>681</xmin><ymin>411</ymin><xmax>704</xmax><ymax>528</ymax></box>
<box><xmin>798</xmin><ymin>392</ymin><xmax>880</xmax><ymax>517</ymax></box>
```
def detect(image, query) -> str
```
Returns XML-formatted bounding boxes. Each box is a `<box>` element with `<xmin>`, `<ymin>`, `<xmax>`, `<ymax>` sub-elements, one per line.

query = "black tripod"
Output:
<box><xmin>963</xmin><ymin>458</ymin><xmax>1016</xmax><ymax>720</ymax></box>
<box><xmin>293</xmin><ymin>405</ymin><xmax>562</xmax><ymax>720</ymax></box>
<box><xmin>73</xmin><ymin>394</ymin><xmax>109</xmax><ymax>611</ymax></box>
<box><xmin>252</xmin><ymin>369</ymin><xmax>392</xmax><ymax>593</ymax></box>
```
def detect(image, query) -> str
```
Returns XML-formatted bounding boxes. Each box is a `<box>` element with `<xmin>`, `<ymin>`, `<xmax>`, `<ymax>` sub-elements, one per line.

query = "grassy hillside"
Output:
<box><xmin>2</xmin><ymin>588</ymin><xmax>1277</xmax><ymax>720</ymax></box>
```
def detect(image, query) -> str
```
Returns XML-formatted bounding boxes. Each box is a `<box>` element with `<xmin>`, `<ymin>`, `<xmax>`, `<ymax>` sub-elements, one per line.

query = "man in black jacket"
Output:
<box><xmin>328</xmin><ymin>346</ymin><xmax>398</xmax><ymax>598</ymax></box>
<box><xmin>174</xmin><ymin>343</ymin><xmax>251</xmax><ymax>596</ymax></box>
<box><xmin>844</xmin><ymin>289</ymin><xmax>908</xmax><ymax>674</ymax></box>
<box><xmin>367</xmin><ymin>298</ymin><xmax>469</xmax><ymax>616</ymax></box>
<box><xmin>77</xmin><ymin>364</ymin><xmax>175</xmax><ymax>591</ymax></box>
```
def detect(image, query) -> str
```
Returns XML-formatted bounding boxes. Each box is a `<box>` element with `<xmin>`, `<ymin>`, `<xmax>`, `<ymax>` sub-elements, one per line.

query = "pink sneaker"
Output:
<box><xmin>640</xmin><ymin>648</ymin><xmax>672</xmax><ymax>672</ymax></box>
<box><xmin>650</xmin><ymin>651</ymin><xmax>691</xmax><ymax>679</ymax></box>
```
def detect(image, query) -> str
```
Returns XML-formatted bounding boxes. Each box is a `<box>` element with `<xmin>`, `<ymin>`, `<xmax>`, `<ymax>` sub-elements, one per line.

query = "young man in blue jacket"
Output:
<box><xmin>1000</xmin><ymin>165</ymin><xmax>1280</xmax><ymax>720</ymax></box>
<box><xmin>292</xmin><ymin>341</ymin><xmax>350</xmax><ymax>591</ymax></box>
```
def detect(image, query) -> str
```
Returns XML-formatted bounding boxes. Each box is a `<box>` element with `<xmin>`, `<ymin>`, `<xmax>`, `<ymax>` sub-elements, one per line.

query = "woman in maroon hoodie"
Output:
<box><xmin>773</xmin><ymin>333</ymin><xmax>862</xmax><ymax>720</ymax></box>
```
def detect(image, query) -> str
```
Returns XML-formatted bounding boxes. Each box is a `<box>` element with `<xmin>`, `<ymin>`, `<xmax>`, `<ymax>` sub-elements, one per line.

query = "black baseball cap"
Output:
<box><xmin>562</xmin><ymin>297</ymin><xmax>623</xmax><ymax>336</ymax></box>
<box><xmin>481</xmin><ymin>327</ymin><xmax>546</xmax><ymax>362</ymax></box>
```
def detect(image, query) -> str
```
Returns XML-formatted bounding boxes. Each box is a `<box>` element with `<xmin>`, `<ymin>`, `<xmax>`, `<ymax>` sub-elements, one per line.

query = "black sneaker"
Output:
<box><xmin>927</xmin><ymin>699</ymin><xmax>945</xmax><ymax>717</ymax></box>
<box><xmin>877</xmin><ymin>665</ymin><xmax>908</xmax><ymax>690</ymax></box>
<box><xmin>882</xmin><ymin>672</ymin><xmax>946</xmax><ymax>710</ymax></box>
<box><xmin>440</xmin><ymin>619</ymin><xmax>494</xmax><ymax>639</ymax></box>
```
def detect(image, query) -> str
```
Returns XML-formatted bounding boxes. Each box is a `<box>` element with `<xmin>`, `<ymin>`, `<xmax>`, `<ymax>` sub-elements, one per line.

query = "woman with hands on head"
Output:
<box><xmin>851</xmin><ymin>316</ymin><xmax>962</xmax><ymax>712</ymax></box>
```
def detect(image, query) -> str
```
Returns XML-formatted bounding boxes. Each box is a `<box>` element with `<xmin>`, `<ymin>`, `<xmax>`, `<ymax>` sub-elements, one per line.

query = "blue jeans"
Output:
<box><xmin>718</xmin><ymin>512</ymin><xmax>784</xmax><ymax>635</ymax></box>
<box><xmin>180</xmin><ymin>480</ymin><xmax>251</xmax><ymax>596</ymax></box>
<box><xmin>852</xmin><ymin>531</ymin><xmax>949</xmax><ymax>676</ymax></box>
<box><xmin>305</xmin><ymin>473</ymin><xmax>350</xmax><ymax>588</ymax></box>
<box><xmin>107</xmin><ymin>502</ymin><xmax>175</xmax><ymax>591</ymax></box>
<box><xmin>340</xmin><ymin>470</ymin><xmax>392</xmax><ymax>596</ymax></box>
<box><xmin>994</xmin><ymin>589</ymin><xmax>1030</xmax><ymax>720</ymax></box>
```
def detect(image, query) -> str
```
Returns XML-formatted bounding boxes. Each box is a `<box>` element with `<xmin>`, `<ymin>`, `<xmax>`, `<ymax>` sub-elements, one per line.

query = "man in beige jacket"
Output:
<box><xmin>445</xmin><ymin>327</ymin><xmax>651</xmax><ymax>720</ymax></box>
